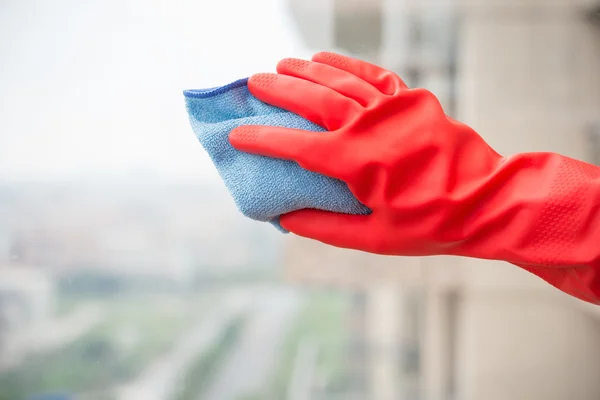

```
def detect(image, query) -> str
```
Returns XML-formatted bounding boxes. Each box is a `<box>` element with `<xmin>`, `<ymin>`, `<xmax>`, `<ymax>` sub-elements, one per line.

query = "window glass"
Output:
<box><xmin>1</xmin><ymin>1</ymin><xmax>600</xmax><ymax>400</ymax></box>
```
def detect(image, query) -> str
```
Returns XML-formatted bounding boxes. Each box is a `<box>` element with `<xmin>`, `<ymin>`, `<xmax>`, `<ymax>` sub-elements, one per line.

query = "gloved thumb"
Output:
<box><xmin>281</xmin><ymin>209</ymin><xmax>382</xmax><ymax>252</ymax></box>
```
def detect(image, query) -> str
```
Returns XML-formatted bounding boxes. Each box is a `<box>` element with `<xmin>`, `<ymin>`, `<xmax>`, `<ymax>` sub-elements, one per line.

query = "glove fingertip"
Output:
<box><xmin>228</xmin><ymin>125</ymin><xmax>262</xmax><ymax>151</ymax></box>
<box><xmin>248</xmin><ymin>73</ymin><xmax>278</xmax><ymax>91</ymax></box>
<box><xmin>311</xmin><ymin>52</ymin><xmax>350</xmax><ymax>69</ymax></box>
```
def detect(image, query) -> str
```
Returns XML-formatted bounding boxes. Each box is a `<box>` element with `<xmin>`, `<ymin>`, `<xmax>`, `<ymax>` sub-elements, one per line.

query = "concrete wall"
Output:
<box><xmin>453</xmin><ymin>1</ymin><xmax>600</xmax><ymax>399</ymax></box>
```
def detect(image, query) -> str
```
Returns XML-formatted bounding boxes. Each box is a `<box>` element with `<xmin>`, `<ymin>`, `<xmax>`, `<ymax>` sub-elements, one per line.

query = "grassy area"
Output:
<box><xmin>239</xmin><ymin>291</ymin><xmax>350</xmax><ymax>400</ymax></box>
<box><xmin>55</xmin><ymin>295</ymin><xmax>81</xmax><ymax>317</ymax></box>
<box><xmin>0</xmin><ymin>293</ymin><xmax>211</xmax><ymax>400</ymax></box>
<box><xmin>171</xmin><ymin>316</ymin><xmax>246</xmax><ymax>400</ymax></box>
<box><xmin>0</xmin><ymin>331</ymin><xmax>121</xmax><ymax>400</ymax></box>
<box><xmin>97</xmin><ymin>294</ymin><xmax>207</xmax><ymax>377</ymax></box>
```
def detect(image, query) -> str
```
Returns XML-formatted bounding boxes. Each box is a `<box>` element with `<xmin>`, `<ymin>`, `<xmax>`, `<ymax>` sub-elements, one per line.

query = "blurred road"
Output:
<box><xmin>201</xmin><ymin>287</ymin><xmax>302</xmax><ymax>400</ymax></box>
<box><xmin>116</xmin><ymin>288</ymin><xmax>252</xmax><ymax>400</ymax></box>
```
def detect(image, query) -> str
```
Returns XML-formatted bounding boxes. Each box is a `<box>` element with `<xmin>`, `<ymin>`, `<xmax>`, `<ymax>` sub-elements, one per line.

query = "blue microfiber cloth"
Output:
<box><xmin>183</xmin><ymin>78</ymin><xmax>371</xmax><ymax>231</ymax></box>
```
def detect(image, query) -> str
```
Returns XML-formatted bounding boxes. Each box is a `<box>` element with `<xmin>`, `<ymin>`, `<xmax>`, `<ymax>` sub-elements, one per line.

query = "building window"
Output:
<box><xmin>333</xmin><ymin>0</ymin><xmax>383</xmax><ymax>55</ymax></box>
<box><xmin>586</xmin><ymin>123</ymin><xmax>600</xmax><ymax>165</ymax></box>
<box><xmin>408</xmin><ymin>9</ymin><xmax>459</xmax><ymax>116</ymax></box>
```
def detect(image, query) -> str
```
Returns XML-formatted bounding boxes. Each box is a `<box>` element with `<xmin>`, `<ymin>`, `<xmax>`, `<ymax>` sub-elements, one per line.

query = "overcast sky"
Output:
<box><xmin>0</xmin><ymin>0</ymin><xmax>313</xmax><ymax>182</ymax></box>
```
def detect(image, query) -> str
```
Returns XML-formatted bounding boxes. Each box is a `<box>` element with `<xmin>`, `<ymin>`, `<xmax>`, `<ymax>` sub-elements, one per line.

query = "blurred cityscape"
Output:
<box><xmin>3</xmin><ymin>0</ymin><xmax>600</xmax><ymax>400</ymax></box>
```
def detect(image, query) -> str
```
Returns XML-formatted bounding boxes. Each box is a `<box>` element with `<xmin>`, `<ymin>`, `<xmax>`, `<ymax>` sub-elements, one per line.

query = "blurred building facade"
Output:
<box><xmin>285</xmin><ymin>0</ymin><xmax>600</xmax><ymax>399</ymax></box>
<box><xmin>0</xmin><ymin>265</ymin><xmax>54</xmax><ymax>369</ymax></box>
<box><xmin>0</xmin><ymin>180</ymin><xmax>280</xmax><ymax>284</ymax></box>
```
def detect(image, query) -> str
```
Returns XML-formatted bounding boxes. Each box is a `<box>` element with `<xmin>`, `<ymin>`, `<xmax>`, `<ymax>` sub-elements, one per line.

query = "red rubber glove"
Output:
<box><xmin>229</xmin><ymin>52</ymin><xmax>600</xmax><ymax>305</ymax></box>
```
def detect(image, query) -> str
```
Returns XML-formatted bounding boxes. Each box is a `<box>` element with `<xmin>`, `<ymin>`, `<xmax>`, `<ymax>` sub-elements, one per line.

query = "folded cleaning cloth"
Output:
<box><xmin>183</xmin><ymin>78</ymin><xmax>371</xmax><ymax>231</ymax></box>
